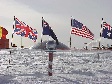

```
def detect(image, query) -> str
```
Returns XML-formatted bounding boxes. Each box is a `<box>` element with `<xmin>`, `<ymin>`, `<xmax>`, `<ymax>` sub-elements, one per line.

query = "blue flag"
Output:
<box><xmin>42</xmin><ymin>17</ymin><xmax>59</xmax><ymax>45</ymax></box>
<box><xmin>101</xmin><ymin>21</ymin><xmax>112</xmax><ymax>39</ymax></box>
<box><xmin>42</xmin><ymin>18</ymin><xmax>51</xmax><ymax>35</ymax></box>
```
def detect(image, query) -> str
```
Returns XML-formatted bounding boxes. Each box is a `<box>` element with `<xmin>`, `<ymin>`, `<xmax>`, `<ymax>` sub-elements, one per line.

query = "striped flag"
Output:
<box><xmin>71</xmin><ymin>18</ymin><xmax>94</xmax><ymax>40</ymax></box>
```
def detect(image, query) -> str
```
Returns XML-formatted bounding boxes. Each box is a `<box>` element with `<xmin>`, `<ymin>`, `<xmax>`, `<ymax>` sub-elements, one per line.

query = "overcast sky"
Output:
<box><xmin>0</xmin><ymin>0</ymin><xmax>112</xmax><ymax>48</ymax></box>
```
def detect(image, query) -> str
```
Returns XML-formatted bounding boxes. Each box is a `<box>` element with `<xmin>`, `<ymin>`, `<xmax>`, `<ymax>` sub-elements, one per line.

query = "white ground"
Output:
<box><xmin>0</xmin><ymin>49</ymin><xmax>112</xmax><ymax>84</ymax></box>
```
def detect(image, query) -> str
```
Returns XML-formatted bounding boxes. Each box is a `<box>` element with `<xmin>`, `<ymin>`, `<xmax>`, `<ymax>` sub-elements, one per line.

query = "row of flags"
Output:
<box><xmin>70</xmin><ymin>17</ymin><xmax>112</xmax><ymax>48</ymax></box>
<box><xmin>0</xmin><ymin>16</ymin><xmax>111</xmax><ymax>47</ymax></box>
<box><xmin>71</xmin><ymin>18</ymin><xmax>112</xmax><ymax>40</ymax></box>
<box><xmin>11</xmin><ymin>16</ymin><xmax>59</xmax><ymax>46</ymax></box>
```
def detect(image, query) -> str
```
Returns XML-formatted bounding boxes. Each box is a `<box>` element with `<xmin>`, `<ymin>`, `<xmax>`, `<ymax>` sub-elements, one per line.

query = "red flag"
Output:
<box><xmin>1</xmin><ymin>27</ymin><xmax>8</xmax><ymax>39</ymax></box>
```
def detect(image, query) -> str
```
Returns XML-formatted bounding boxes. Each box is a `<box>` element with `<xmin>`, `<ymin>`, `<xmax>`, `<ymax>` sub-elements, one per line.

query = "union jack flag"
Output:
<box><xmin>28</xmin><ymin>28</ymin><xmax>38</xmax><ymax>42</ymax></box>
<box><xmin>71</xmin><ymin>18</ymin><xmax>94</xmax><ymax>40</ymax></box>
<box><xmin>14</xmin><ymin>18</ymin><xmax>26</xmax><ymax>36</ymax></box>
<box><xmin>13</xmin><ymin>17</ymin><xmax>38</xmax><ymax>42</ymax></box>
<box><xmin>103</xmin><ymin>22</ymin><xmax>112</xmax><ymax>31</ymax></box>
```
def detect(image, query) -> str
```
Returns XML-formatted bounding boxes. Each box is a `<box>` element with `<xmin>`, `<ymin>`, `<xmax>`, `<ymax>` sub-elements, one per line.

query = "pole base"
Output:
<box><xmin>48</xmin><ymin>72</ymin><xmax>52</xmax><ymax>76</ymax></box>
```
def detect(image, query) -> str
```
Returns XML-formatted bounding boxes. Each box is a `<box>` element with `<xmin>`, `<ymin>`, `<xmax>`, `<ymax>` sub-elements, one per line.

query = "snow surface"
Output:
<box><xmin>0</xmin><ymin>49</ymin><xmax>112</xmax><ymax>84</ymax></box>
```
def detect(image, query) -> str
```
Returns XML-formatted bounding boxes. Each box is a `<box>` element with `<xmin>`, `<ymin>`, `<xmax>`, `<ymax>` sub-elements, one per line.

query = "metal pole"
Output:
<box><xmin>48</xmin><ymin>52</ymin><xmax>53</xmax><ymax>76</ymax></box>
<box><xmin>70</xmin><ymin>35</ymin><xmax>71</xmax><ymax>48</ymax></box>
<box><xmin>21</xmin><ymin>36</ymin><xmax>22</xmax><ymax>48</ymax></box>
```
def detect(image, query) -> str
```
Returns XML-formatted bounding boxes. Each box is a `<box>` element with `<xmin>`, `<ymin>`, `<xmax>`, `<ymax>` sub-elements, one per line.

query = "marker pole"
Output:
<box><xmin>48</xmin><ymin>52</ymin><xmax>53</xmax><ymax>76</ymax></box>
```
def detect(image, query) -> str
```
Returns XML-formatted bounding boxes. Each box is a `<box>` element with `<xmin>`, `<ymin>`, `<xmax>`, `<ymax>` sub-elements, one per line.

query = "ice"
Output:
<box><xmin>0</xmin><ymin>49</ymin><xmax>112</xmax><ymax>83</ymax></box>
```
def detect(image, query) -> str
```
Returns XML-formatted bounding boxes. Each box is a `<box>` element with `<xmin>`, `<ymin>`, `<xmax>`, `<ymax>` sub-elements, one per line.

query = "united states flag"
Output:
<box><xmin>71</xmin><ymin>18</ymin><xmax>94</xmax><ymax>40</ymax></box>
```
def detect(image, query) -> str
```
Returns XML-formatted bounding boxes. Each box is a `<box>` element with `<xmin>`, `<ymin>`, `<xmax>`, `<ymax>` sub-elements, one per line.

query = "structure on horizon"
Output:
<box><xmin>31</xmin><ymin>40</ymin><xmax>70</xmax><ymax>50</ymax></box>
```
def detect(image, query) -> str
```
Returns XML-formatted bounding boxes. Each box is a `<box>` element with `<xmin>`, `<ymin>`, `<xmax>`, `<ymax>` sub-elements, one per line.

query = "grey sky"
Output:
<box><xmin>0</xmin><ymin>0</ymin><xmax>112</xmax><ymax>48</ymax></box>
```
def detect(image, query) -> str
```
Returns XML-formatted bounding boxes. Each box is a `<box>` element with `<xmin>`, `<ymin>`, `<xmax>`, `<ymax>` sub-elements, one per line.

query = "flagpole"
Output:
<box><xmin>21</xmin><ymin>36</ymin><xmax>22</xmax><ymax>48</ymax></box>
<box><xmin>41</xmin><ymin>33</ymin><xmax>43</xmax><ymax>49</ymax></box>
<box><xmin>99</xmin><ymin>18</ymin><xmax>103</xmax><ymax>49</ymax></box>
<box><xmin>70</xmin><ymin>35</ymin><xmax>71</xmax><ymax>48</ymax></box>
<box><xmin>20</xmin><ymin>21</ymin><xmax>22</xmax><ymax>48</ymax></box>
<box><xmin>41</xmin><ymin>17</ymin><xmax>44</xmax><ymax>50</ymax></box>
<box><xmin>11</xmin><ymin>16</ymin><xmax>15</xmax><ymax>47</ymax></box>
<box><xmin>70</xmin><ymin>16</ymin><xmax>72</xmax><ymax>49</ymax></box>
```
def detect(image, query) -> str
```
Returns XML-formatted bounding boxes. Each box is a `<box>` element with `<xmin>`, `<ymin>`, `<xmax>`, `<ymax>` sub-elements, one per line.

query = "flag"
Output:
<box><xmin>42</xmin><ymin>17</ymin><xmax>59</xmax><ymax>45</ymax></box>
<box><xmin>49</xmin><ymin>27</ymin><xmax>59</xmax><ymax>45</ymax></box>
<box><xmin>14</xmin><ymin>17</ymin><xmax>38</xmax><ymax>42</ymax></box>
<box><xmin>42</xmin><ymin>18</ymin><xmax>51</xmax><ymax>35</ymax></box>
<box><xmin>100</xmin><ymin>20</ymin><xmax>112</xmax><ymax>39</ymax></box>
<box><xmin>2</xmin><ymin>27</ymin><xmax>8</xmax><ymax>39</ymax></box>
<box><xmin>21</xmin><ymin>22</ymin><xmax>38</xmax><ymax>42</ymax></box>
<box><xmin>28</xmin><ymin>28</ymin><xmax>38</xmax><ymax>42</ymax></box>
<box><xmin>0</xmin><ymin>26</ymin><xmax>8</xmax><ymax>39</ymax></box>
<box><xmin>0</xmin><ymin>26</ymin><xmax>2</xmax><ymax>38</ymax></box>
<box><xmin>71</xmin><ymin>18</ymin><xmax>94</xmax><ymax>40</ymax></box>
<box><xmin>14</xmin><ymin>18</ymin><xmax>26</xmax><ymax>36</ymax></box>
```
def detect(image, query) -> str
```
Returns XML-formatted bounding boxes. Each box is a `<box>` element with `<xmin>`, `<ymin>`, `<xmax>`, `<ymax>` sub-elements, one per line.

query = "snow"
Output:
<box><xmin>0</xmin><ymin>49</ymin><xmax>112</xmax><ymax>84</ymax></box>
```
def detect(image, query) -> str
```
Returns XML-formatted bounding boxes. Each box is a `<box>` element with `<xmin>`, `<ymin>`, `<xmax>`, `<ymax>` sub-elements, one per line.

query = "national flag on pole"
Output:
<box><xmin>13</xmin><ymin>17</ymin><xmax>38</xmax><ymax>42</ymax></box>
<box><xmin>2</xmin><ymin>27</ymin><xmax>8</xmax><ymax>39</ymax></box>
<box><xmin>42</xmin><ymin>17</ymin><xmax>59</xmax><ymax>45</ymax></box>
<box><xmin>100</xmin><ymin>19</ymin><xmax>112</xmax><ymax>39</ymax></box>
<box><xmin>14</xmin><ymin>18</ymin><xmax>26</xmax><ymax>36</ymax></box>
<box><xmin>0</xmin><ymin>26</ymin><xmax>2</xmax><ymax>38</ymax></box>
<box><xmin>42</xmin><ymin>18</ymin><xmax>51</xmax><ymax>35</ymax></box>
<box><xmin>71</xmin><ymin>18</ymin><xmax>94</xmax><ymax>40</ymax></box>
<box><xmin>0</xmin><ymin>26</ymin><xmax>8</xmax><ymax>39</ymax></box>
